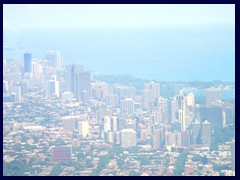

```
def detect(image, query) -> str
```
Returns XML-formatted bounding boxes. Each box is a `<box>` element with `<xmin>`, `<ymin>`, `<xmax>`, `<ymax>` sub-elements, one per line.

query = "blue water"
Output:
<box><xmin>3</xmin><ymin>25</ymin><xmax>235</xmax><ymax>81</ymax></box>
<box><xmin>183</xmin><ymin>89</ymin><xmax>235</xmax><ymax>100</ymax></box>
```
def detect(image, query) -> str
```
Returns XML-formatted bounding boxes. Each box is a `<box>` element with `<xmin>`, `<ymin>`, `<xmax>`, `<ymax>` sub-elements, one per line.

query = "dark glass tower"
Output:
<box><xmin>24</xmin><ymin>53</ymin><xmax>32</xmax><ymax>73</ymax></box>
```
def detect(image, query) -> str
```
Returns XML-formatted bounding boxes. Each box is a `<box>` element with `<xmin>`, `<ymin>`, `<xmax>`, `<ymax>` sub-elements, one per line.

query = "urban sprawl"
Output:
<box><xmin>3</xmin><ymin>51</ymin><xmax>235</xmax><ymax>176</ymax></box>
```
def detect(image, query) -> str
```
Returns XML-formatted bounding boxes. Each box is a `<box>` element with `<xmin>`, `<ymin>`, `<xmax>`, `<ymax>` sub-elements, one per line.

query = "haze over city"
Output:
<box><xmin>3</xmin><ymin>4</ymin><xmax>235</xmax><ymax>81</ymax></box>
<box><xmin>3</xmin><ymin>4</ymin><xmax>235</xmax><ymax>176</ymax></box>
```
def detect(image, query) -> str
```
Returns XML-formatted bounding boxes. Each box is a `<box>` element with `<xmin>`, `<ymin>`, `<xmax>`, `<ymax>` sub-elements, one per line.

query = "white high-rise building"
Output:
<box><xmin>187</xmin><ymin>93</ymin><xmax>195</xmax><ymax>107</ymax></box>
<box><xmin>178</xmin><ymin>109</ymin><xmax>186</xmax><ymax>131</ymax></box>
<box><xmin>104</xmin><ymin>116</ymin><xmax>111</xmax><ymax>132</ymax></box>
<box><xmin>142</xmin><ymin>89</ymin><xmax>155</xmax><ymax>110</ymax></box>
<box><xmin>121</xmin><ymin>129</ymin><xmax>137</xmax><ymax>148</ymax></box>
<box><xmin>120</xmin><ymin>98</ymin><xmax>134</xmax><ymax>115</ymax></box>
<box><xmin>78</xmin><ymin>121</ymin><xmax>89</xmax><ymax>138</ymax></box>
<box><xmin>144</xmin><ymin>81</ymin><xmax>160</xmax><ymax>98</ymax></box>
<box><xmin>46</xmin><ymin>75</ymin><xmax>59</xmax><ymax>98</ymax></box>
<box><xmin>46</xmin><ymin>51</ymin><xmax>62</xmax><ymax>69</ymax></box>
<box><xmin>9</xmin><ymin>85</ymin><xmax>21</xmax><ymax>102</ymax></box>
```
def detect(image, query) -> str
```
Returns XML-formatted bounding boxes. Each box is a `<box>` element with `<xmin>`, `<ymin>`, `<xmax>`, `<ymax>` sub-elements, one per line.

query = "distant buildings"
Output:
<box><xmin>206</xmin><ymin>88</ymin><xmax>221</xmax><ymax>106</ymax></box>
<box><xmin>121</xmin><ymin>129</ymin><xmax>137</xmax><ymax>148</ymax></box>
<box><xmin>199</xmin><ymin>105</ymin><xmax>224</xmax><ymax>129</ymax></box>
<box><xmin>201</xmin><ymin>120</ymin><xmax>211</xmax><ymax>146</ymax></box>
<box><xmin>53</xmin><ymin>146</ymin><xmax>72</xmax><ymax>160</ymax></box>
<box><xmin>120</xmin><ymin>98</ymin><xmax>134</xmax><ymax>116</ymax></box>
<box><xmin>76</xmin><ymin>72</ymin><xmax>91</xmax><ymax>102</ymax></box>
<box><xmin>24</xmin><ymin>53</ymin><xmax>32</xmax><ymax>73</ymax></box>
<box><xmin>191</xmin><ymin>119</ymin><xmax>211</xmax><ymax>147</ymax></box>
<box><xmin>46</xmin><ymin>51</ymin><xmax>62</xmax><ymax>69</ymax></box>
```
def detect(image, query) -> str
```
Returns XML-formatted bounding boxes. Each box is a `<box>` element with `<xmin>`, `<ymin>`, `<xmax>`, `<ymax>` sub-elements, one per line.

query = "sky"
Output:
<box><xmin>3</xmin><ymin>4</ymin><xmax>235</xmax><ymax>81</ymax></box>
<box><xmin>3</xmin><ymin>4</ymin><xmax>235</xmax><ymax>29</ymax></box>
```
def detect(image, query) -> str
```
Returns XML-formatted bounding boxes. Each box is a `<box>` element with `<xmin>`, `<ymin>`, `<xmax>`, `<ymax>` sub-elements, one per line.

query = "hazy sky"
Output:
<box><xmin>3</xmin><ymin>4</ymin><xmax>235</xmax><ymax>29</ymax></box>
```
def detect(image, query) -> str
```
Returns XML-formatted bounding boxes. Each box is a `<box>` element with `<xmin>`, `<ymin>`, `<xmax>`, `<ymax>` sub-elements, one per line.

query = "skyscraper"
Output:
<box><xmin>120</xmin><ymin>98</ymin><xmax>134</xmax><ymax>115</ymax></box>
<box><xmin>152</xmin><ymin>128</ymin><xmax>164</xmax><ymax>149</ymax></box>
<box><xmin>120</xmin><ymin>129</ymin><xmax>137</xmax><ymax>148</ymax></box>
<box><xmin>199</xmin><ymin>105</ymin><xmax>224</xmax><ymax>129</ymax></box>
<box><xmin>24</xmin><ymin>53</ymin><xmax>32</xmax><ymax>73</ymax></box>
<box><xmin>201</xmin><ymin>120</ymin><xmax>211</xmax><ymax>146</ymax></box>
<box><xmin>181</xmin><ymin>131</ymin><xmax>190</xmax><ymax>147</ymax></box>
<box><xmin>78</xmin><ymin>121</ymin><xmax>89</xmax><ymax>138</ymax></box>
<box><xmin>144</xmin><ymin>81</ymin><xmax>160</xmax><ymax>98</ymax></box>
<box><xmin>46</xmin><ymin>51</ymin><xmax>62</xmax><ymax>69</ymax></box>
<box><xmin>46</xmin><ymin>75</ymin><xmax>60</xmax><ymax>98</ymax></box>
<box><xmin>206</xmin><ymin>88</ymin><xmax>221</xmax><ymax>106</ymax></box>
<box><xmin>192</xmin><ymin>120</ymin><xmax>201</xmax><ymax>145</ymax></box>
<box><xmin>76</xmin><ymin>72</ymin><xmax>91</xmax><ymax>102</ymax></box>
<box><xmin>70</xmin><ymin>64</ymin><xmax>83</xmax><ymax>95</ymax></box>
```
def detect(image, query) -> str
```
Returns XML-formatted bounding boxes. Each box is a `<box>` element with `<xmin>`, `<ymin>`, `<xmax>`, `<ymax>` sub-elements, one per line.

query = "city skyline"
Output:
<box><xmin>3</xmin><ymin>4</ymin><xmax>235</xmax><ymax>176</ymax></box>
<box><xmin>3</xmin><ymin>4</ymin><xmax>235</xmax><ymax>81</ymax></box>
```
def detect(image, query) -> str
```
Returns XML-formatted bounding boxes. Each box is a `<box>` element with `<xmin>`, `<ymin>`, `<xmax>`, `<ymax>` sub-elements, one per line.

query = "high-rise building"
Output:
<box><xmin>144</xmin><ymin>81</ymin><xmax>160</xmax><ymax>98</ymax></box>
<box><xmin>192</xmin><ymin>120</ymin><xmax>201</xmax><ymax>145</ymax></box>
<box><xmin>104</xmin><ymin>116</ymin><xmax>111</xmax><ymax>133</ymax></box>
<box><xmin>67</xmin><ymin>64</ymin><xmax>83</xmax><ymax>95</ymax></box>
<box><xmin>106</xmin><ymin>95</ymin><xmax>118</xmax><ymax>107</ymax></box>
<box><xmin>165</xmin><ymin>131</ymin><xmax>181</xmax><ymax>147</ymax></box>
<box><xmin>199</xmin><ymin>105</ymin><xmax>224</xmax><ymax>129</ymax></box>
<box><xmin>3</xmin><ymin>80</ymin><xmax>9</xmax><ymax>96</ymax></box>
<box><xmin>24</xmin><ymin>53</ymin><xmax>32</xmax><ymax>73</ymax></box>
<box><xmin>167</xmin><ymin>98</ymin><xmax>178</xmax><ymax>123</ymax></box>
<box><xmin>206</xmin><ymin>88</ymin><xmax>221</xmax><ymax>106</ymax></box>
<box><xmin>178</xmin><ymin>109</ymin><xmax>186</xmax><ymax>131</ymax></box>
<box><xmin>46</xmin><ymin>75</ymin><xmax>60</xmax><ymax>98</ymax></box>
<box><xmin>111</xmin><ymin>116</ymin><xmax>119</xmax><ymax>132</ymax></box>
<box><xmin>46</xmin><ymin>51</ymin><xmax>62</xmax><ymax>69</ymax></box>
<box><xmin>186</xmin><ymin>93</ymin><xmax>195</xmax><ymax>107</ymax></box>
<box><xmin>142</xmin><ymin>89</ymin><xmax>155</xmax><ymax>110</ymax></box>
<box><xmin>76</xmin><ymin>72</ymin><xmax>91</xmax><ymax>102</ymax></box>
<box><xmin>201</xmin><ymin>120</ymin><xmax>211</xmax><ymax>146</ymax></box>
<box><xmin>78</xmin><ymin>121</ymin><xmax>89</xmax><ymax>138</ymax></box>
<box><xmin>121</xmin><ymin>129</ymin><xmax>137</xmax><ymax>148</ymax></box>
<box><xmin>152</xmin><ymin>128</ymin><xmax>164</xmax><ymax>149</ymax></box>
<box><xmin>120</xmin><ymin>98</ymin><xmax>134</xmax><ymax>115</ymax></box>
<box><xmin>181</xmin><ymin>131</ymin><xmax>190</xmax><ymax>147</ymax></box>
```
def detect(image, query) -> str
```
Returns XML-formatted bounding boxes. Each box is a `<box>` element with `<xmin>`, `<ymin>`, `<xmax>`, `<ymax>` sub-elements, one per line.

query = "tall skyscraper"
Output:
<box><xmin>181</xmin><ymin>131</ymin><xmax>191</xmax><ymax>147</ymax></box>
<box><xmin>120</xmin><ymin>129</ymin><xmax>137</xmax><ymax>148</ymax></box>
<box><xmin>152</xmin><ymin>128</ymin><xmax>164</xmax><ymax>149</ymax></box>
<box><xmin>76</xmin><ymin>72</ymin><xmax>91</xmax><ymax>102</ymax></box>
<box><xmin>144</xmin><ymin>81</ymin><xmax>160</xmax><ymax>98</ymax></box>
<box><xmin>46</xmin><ymin>51</ymin><xmax>62</xmax><ymax>69</ymax></box>
<box><xmin>46</xmin><ymin>75</ymin><xmax>60</xmax><ymax>98</ymax></box>
<box><xmin>120</xmin><ymin>98</ymin><xmax>134</xmax><ymax>115</ymax></box>
<box><xmin>24</xmin><ymin>53</ymin><xmax>32</xmax><ymax>73</ymax></box>
<box><xmin>78</xmin><ymin>121</ymin><xmax>89</xmax><ymax>138</ymax></box>
<box><xmin>106</xmin><ymin>95</ymin><xmax>118</xmax><ymax>107</ymax></box>
<box><xmin>178</xmin><ymin>109</ymin><xmax>186</xmax><ymax>131</ymax></box>
<box><xmin>186</xmin><ymin>93</ymin><xmax>195</xmax><ymax>107</ymax></box>
<box><xmin>104</xmin><ymin>116</ymin><xmax>111</xmax><ymax>133</ymax></box>
<box><xmin>167</xmin><ymin>97</ymin><xmax>178</xmax><ymax>123</ymax></box>
<box><xmin>142</xmin><ymin>89</ymin><xmax>155</xmax><ymax>110</ymax></box>
<box><xmin>199</xmin><ymin>105</ymin><xmax>224</xmax><ymax>129</ymax></box>
<box><xmin>200</xmin><ymin>120</ymin><xmax>211</xmax><ymax>146</ymax></box>
<box><xmin>70</xmin><ymin>64</ymin><xmax>83</xmax><ymax>95</ymax></box>
<box><xmin>192</xmin><ymin>120</ymin><xmax>201</xmax><ymax>145</ymax></box>
<box><xmin>206</xmin><ymin>88</ymin><xmax>221</xmax><ymax>106</ymax></box>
